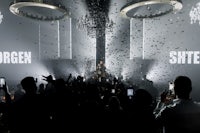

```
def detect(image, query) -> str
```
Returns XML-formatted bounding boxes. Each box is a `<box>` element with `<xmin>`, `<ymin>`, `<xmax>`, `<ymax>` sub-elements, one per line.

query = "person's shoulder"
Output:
<box><xmin>166</xmin><ymin>99</ymin><xmax>200</xmax><ymax>113</ymax></box>
<box><xmin>192</xmin><ymin>101</ymin><xmax>200</xmax><ymax>109</ymax></box>
<box><xmin>194</xmin><ymin>101</ymin><xmax>200</xmax><ymax>105</ymax></box>
<box><xmin>161</xmin><ymin>99</ymin><xmax>180</xmax><ymax>114</ymax></box>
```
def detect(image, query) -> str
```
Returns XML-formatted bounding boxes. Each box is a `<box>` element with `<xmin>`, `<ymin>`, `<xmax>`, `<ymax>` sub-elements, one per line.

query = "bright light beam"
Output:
<box><xmin>70</xmin><ymin>17</ymin><xmax>72</xmax><ymax>59</ymax></box>
<box><xmin>143</xmin><ymin>18</ymin><xmax>145</xmax><ymax>60</ymax></box>
<box><xmin>130</xmin><ymin>18</ymin><xmax>133</xmax><ymax>59</ymax></box>
<box><xmin>57</xmin><ymin>20</ymin><xmax>60</xmax><ymax>58</ymax></box>
<box><xmin>38</xmin><ymin>24</ymin><xmax>41</xmax><ymax>60</ymax></box>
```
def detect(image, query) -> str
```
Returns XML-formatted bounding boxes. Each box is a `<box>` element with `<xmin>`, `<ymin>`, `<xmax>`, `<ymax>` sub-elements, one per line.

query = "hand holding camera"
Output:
<box><xmin>160</xmin><ymin>82</ymin><xmax>176</xmax><ymax>104</ymax></box>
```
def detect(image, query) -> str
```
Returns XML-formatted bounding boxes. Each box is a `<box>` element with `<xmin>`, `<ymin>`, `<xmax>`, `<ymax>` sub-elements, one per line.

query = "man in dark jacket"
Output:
<box><xmin>155</xmin><ymin>76</ymin><xmax>200</xmax><ymax>133</ymax></box>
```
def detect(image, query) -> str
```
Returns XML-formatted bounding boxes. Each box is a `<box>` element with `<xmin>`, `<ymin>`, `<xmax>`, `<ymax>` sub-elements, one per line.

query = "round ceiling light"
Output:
<box><xmin>120</xmin><ymin>0</ymin><xmax>183</xmax><ymax>18</ymax></box>
<box><xmin>9</xmin><ymin>0</ymin><xmax>69</xmax><ymax>21</ymax></box>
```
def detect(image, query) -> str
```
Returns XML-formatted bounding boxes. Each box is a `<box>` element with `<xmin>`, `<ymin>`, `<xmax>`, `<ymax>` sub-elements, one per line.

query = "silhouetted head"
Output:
<box><xmin>21</xmin><ymin>77</ymin><xmax>37</xmax><ymax>95</ymax></box>
<box><xmin>108</xmin><ymin>96</ymin><xmax>121</xmax><ymax>110</ymax></box>
<box><xmin>133</xmin><ymin>89</ymin><xmax>153</xmax><ymax>107</ymax></box>
<box><xmin>174</xmin><ymin>76</ymin><xmax>192</xmax><ymax>99</ymax></box>
<box><xmin>142</xmin><ymin>75</ymin><xmax>147</xmax><ymax>80</ymax></box>
<box><xmin>55</xmin><ymin>78</ymin><xmax>66</xmax><ymax>91</ymax></box>
<box><xmin>38</xmin><ymin>83</ymin><xmax>45</xmax><ymax>94</ymax></box>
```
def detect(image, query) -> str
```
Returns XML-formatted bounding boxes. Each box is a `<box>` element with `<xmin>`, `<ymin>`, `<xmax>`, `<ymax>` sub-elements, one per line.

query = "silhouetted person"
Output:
<box><xmin>42</xmin><ymin>75</ymin><xmax>55</xmax><ymax>95</ymax></box>
<box><xmin>38</xmin><ymin>83</ymin><xmax>45</xmax><ymax>95</ymax></box>
<box><xmin>155</xmin><ymin>76</ymin><xmax>200</xmax><ymax>133</ymax></box>
<box><xmin>140</xmin><ymin>75</ymin><xmax>159</xmax><ymax>100</ymax></box>
<box><xmin>50</xmin><ymin>78</ymin><xmax>72</xmax><ymax>132</ymax></box>
<box><xmin>126</xmin><ymin>89</ymin><xmax>157</xmax><ymax>133</ymax></box>
<box><xmin>10</xmin><ymin>77</ymin><xmax>47</xmax><ymax>133</ymax></box>
<box><xmin>0</xmin><ymin>81</ymin><xmax>12</xmax><ymax>133</ymax></box>
<box><xmin>103</xmin><ymin>96</ymin><xmax>124</xmax><ymax>131</ymax></box>
<box><xmin>106</xmin><ymin>96</ymin><xmax>123</xmax><ymax>113</ymax></box>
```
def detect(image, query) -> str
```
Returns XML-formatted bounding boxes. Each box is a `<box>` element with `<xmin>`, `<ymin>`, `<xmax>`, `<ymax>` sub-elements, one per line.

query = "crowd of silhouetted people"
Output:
<box><xmin>0</xmin><ymin>74</ymin><xmax>200</xmax><ymax>133</ymax></box>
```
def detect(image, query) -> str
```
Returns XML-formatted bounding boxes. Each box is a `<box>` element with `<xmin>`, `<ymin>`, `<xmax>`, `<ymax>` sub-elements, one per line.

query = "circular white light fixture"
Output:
<box><xmin>9</xmin><ymin>1</ymin><xmax>69</xmax><ymax>21</ymax></box>
<box><xmin>120</xmin><ymin>0</ymin><xmax>183</xmax><ymax>18</ymax></box>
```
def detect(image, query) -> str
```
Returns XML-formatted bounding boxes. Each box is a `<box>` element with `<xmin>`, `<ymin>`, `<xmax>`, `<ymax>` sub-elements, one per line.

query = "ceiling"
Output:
<box><xmin>1</xmin><ymin>0</ymin><xmax>200</xmax><ymax>100</ymax></box>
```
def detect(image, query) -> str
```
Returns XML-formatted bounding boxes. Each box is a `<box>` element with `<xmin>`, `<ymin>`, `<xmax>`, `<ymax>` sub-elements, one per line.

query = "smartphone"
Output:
<box><xmin>169</xmin><ymin>82</ymin><xmax>174</xmax><ymax>90</ymax></box>
<box><xmin>111</xmin><ymin>89</ymin><xmax>115</xmax><ymax>94</ymax></box>
<box><xmin>169</xmin><ymin>82</ymin><xmax>175</xmax><ymax>95</ymax></box>
<box><xmin>127</xmin><ymin>88</ymin><xmax>134</xmax><ymax>96</ymax></box>
<box><xmin>0</xmin><ymin>77</ymin><xmax>6</xmax><ymax>87</ymax></box>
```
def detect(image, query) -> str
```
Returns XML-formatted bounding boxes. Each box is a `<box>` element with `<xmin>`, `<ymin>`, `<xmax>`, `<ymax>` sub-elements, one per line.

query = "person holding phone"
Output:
<box><xmin>0</xmin><ymin>77</ymin><xmax>11</xmax><ymax>133</ymax></box>
<box><xmin>9</xmin><ymin>76</ymin><xmax>47</xmax><ymax>133</ymax></box>
<box><xmin>155</xmin><ymin>76</ymin><xmax>200</xmax><ymax>133</ymax></box>
<box><xmin>159</xmin><ymin>82</ymin><xmax>176</xmax><ymax>105</ymax></box>
<box><xmin>0</xmin><ymin>77</ymin><xmax>11</xmax><ymax>103</ymax></box>
<box><xmin>126</xmin><ymin>89</ymin><xmax>157</xmax><ymax>133</ymax></box>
